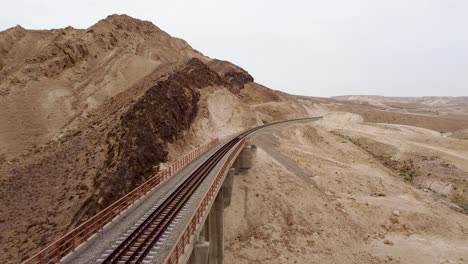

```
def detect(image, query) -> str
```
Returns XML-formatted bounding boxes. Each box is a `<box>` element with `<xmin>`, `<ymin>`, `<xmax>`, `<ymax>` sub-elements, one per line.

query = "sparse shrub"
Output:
<box><xmin>0</xmin><ymin>153</ymin><xmax>6</xmax><ymax>165</ymax></box>
<box><xmin>462</xmin><ymin>204</ymin><xmax>468</xmax><ymax>213</ymax></box>
<box><xmin>450</xmin><ymin>196</ymin><xmax>468</xmax><ymax>213</ymax></box>
<box><xmin>441</xmin><ymin>162</ymin><xmax>451</xmax><ymax>168</ymax></box>
<box><xmin>399</xmin><ymin>159</ymin><xmax>417</xmax><ymax>182</ymax></box>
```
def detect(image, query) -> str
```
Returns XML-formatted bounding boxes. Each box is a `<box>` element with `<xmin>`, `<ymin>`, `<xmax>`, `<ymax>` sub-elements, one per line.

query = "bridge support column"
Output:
<box><xmin>238</xmin><ymin>140</ymin><xmax>253</xmax><ymax>169</ymax></box>
<box><xmin>232</xmin><ymin>157</ymin><xmax>240</xmax><ymax>174</ymax></box>
<box><xmin>185</xmin><ymin>139</ymin><xmax>256</xmax><ymax>264</ymax></box>
<box><xmin>187</xmin><ymin>240</ymin><xmax>210</xmax><ymax>264</ymax></box>
<box><xmin>223</xmin><ymin>168</ymin><xmax>235</xmax><ymax>208</ymax></box>
<box><xmin>207</xmin><ymin>186</ymin><xmax>224</xmax><ymax>264</ymax></box>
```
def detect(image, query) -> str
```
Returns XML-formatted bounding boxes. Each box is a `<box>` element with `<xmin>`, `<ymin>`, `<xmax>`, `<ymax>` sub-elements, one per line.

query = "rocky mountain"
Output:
<box><xmin>0</xmin><ymin>14</ymin><xmax>264</xmax><ymax>262</ymax></box>
<box><xmin>0</xmin><ymin>12</ymin><xmax>330</xmax><ymax>262</ymax></box>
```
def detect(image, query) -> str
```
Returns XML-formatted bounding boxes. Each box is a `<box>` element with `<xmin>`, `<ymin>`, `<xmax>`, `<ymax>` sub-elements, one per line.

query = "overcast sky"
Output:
<box><xmin>1</xmin><ymin>0</ymin><xmax>467</xmax><ymax>97</ymax></box>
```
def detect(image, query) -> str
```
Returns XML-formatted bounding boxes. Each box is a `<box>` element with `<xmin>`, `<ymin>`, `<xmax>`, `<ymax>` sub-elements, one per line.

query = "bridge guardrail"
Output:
<box><xmin>164</xmin><ymin>138</ymin><xmax>245</xmax><ymax>264</ymax></box>
<box><xmin>23</xmin><ymin>138</ymin><xmax>219</xmax><ymax>264</ymax></box>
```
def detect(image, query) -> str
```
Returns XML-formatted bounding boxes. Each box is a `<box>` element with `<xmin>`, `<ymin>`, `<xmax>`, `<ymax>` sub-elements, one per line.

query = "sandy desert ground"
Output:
<box><xmin>225</xmin><ymin>112</ymin><xmax>468</xmax><ymax>264</ymax></box>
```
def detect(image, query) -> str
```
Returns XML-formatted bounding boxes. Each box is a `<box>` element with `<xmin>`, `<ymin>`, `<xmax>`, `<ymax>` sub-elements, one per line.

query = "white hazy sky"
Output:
<box><xmin>1</xmin><ymin>0</ymin><xmax>467</xmax><ymax>97</ymax></box>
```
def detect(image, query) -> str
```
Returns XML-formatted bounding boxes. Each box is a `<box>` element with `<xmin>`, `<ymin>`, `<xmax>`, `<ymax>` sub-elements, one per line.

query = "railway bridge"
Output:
<box><xmin>24</xmin><ymin>118</ymin><xmax>319</xmax><ymax>264</ymax></box>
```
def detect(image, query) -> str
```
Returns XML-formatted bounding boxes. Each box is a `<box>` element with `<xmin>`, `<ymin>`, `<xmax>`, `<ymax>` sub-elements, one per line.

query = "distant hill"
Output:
<box><xmin>333</xmin><ymin>95</ymin><xmax>468</xmax><ymax>107</ymax></box>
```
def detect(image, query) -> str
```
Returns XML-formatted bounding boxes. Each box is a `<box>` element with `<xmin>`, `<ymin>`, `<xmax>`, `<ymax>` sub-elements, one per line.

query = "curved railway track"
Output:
<box><xmin>100</xmin><ymin>118</ymin><xmax>317</xmax><ymax>264</ymax></box>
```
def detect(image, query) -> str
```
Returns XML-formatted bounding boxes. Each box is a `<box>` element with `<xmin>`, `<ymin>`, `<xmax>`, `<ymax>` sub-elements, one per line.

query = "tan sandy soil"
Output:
<box><xmin>333</xmin><ymin>96</ymin><xmax>468</xmax><ymax>130</ymax></box>
<box><xmin>333</xmin><ymin>95</ymin><xmax>468</xmax><ymax>107</ymax></box>
<box><xmin>225</xmin><ymin>119</ymin><xmax>468</xmax><ymax>264</ymax></box>
<box><xmin>332</xmin><ymin>104</ymin><xmax>468</xmax><ymax>133</ymax></box>
<box><xmin>320</xmin><ymin>113</ymin><xmax>468</xmax><ymax>212</ymax></box>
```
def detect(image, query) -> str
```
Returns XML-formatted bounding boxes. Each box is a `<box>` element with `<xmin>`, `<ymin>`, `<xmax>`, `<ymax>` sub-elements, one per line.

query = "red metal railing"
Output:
<box><xmin>23</xmin><ymin>138</ymin><xmax>219</xmax><ymax>264</ymax></box>
<box><xmin>164</xmin><ymin>138</ymin><xmax>245</xmax><ymax>264</ymax></box>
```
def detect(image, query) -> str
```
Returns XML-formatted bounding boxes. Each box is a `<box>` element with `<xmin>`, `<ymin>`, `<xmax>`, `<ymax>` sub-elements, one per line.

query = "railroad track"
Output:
<box><xmin>99</xmin><ymin>118</ymin><xmax>318</xmax><ymax>264</ymax></box>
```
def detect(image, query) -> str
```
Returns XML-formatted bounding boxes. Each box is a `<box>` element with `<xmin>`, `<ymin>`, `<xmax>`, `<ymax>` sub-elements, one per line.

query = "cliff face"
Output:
<box><xmin>98</xmin><ymin>58</ymin><xmax>226</xmax><ymax>210</ymax></box>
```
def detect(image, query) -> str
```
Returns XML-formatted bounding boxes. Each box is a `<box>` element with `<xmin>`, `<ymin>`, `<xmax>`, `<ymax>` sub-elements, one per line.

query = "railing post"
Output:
<box><xmin>97</xmin><ymin>214</ymin><xmax>104</xmax><ymax>232</ymax></box>
<box><xmin>71</xmin><ymin>230</ymin><xmax>76</xmax><ymax>252</ymax></box>
<box><xmin>84</xmin><ymin>222</ymin><xmax>89</xmax><ymax>241</ymax></box>
<box><xmin>56</xmin><ymin>242</ymin><xmax>61</xmax><ymax>262</ymax></box>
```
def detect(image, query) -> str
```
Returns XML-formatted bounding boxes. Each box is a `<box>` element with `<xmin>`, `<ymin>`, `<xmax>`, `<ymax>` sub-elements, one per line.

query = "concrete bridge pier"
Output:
<box><xmin>238</xmin><ymin>140</ymin><xmax>253</xmax><ymax>169</ymax></box>
<box><xmin>187</xmin><ymin>240</ymin><xmax>210</xmax><ymax>264</ymax></box>
<box><xmin>231</xmin><ymin>156</ymin><xmax>240</xmax><ymax>174</ymax></box>
<box><xmin>207</xmin><ymin>186</ymin><xmax>224</xmax><ymax>264</ymax></box>
<box><xmin>223</xmin><ymin>168</ymin><xmax>235</xmax><ymax>207</ymax></box>
<box><xmin>185</xmin><ymin>141</ymin><xmax>254</xmax><ymax>264</ymax></box>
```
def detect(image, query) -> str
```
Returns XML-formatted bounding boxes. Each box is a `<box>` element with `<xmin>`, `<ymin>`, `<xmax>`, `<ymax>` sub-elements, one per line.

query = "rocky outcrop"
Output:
<box><xmin>97</xmin><ymin>58</ymin><xmax>225</xmax><ymax>208</ymax></box>
<box><xmin>207</xmin><ymin>59</ymin><xmax>254</xmax><ymax>94</ymax></box>
<box><xmin>27</xmin><ymin>37</ymin><xmax>89</xmax><ymax>77</ymax></box>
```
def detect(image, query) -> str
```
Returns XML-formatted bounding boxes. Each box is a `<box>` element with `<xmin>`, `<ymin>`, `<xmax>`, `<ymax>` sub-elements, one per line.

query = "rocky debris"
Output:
<box><xmin>383</xmin><ymin>240</ymin><xmax>394</xmax><ymax>246</ymax></box>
